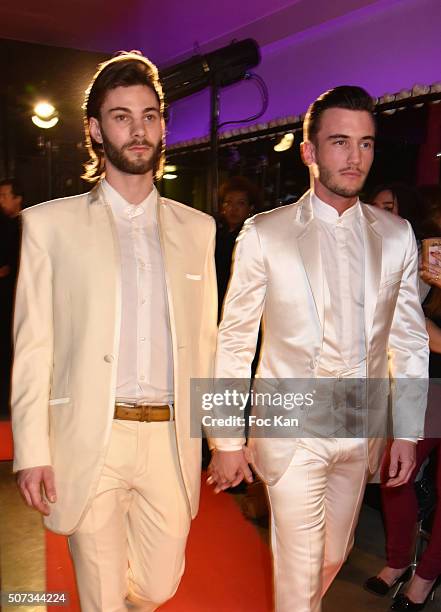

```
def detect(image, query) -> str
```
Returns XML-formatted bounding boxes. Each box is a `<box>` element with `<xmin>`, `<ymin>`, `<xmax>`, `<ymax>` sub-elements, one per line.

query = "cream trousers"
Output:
<box><xmin>266</xmin><ymin>437</ymin><xmax>368</xmax><ymax>612</ymax></box>
<box><xmin>69</xmin><ymin>420</ymin><xmax>191</xmax><ymax>612</ymax></box>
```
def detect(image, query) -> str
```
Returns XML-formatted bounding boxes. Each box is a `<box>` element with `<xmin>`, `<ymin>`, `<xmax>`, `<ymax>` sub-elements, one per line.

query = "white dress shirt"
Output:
<box><xmin>102</xmin><ymin>180</ymin><xmax>173</xmax><ymax>405</ymax></box>
<box><xmin>309</xmin><ymin>193</ymin><xmax>367</xmax><ymax>438</ymax></box>
<box><xmin>311</xmin><ymin>192</ymin><xmax>366</xmax><ymax>377</ymax></box>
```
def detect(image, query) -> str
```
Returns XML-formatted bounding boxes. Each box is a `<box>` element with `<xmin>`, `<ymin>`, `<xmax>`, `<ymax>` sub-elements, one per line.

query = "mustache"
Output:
<box><xmin>123</xmin><ymin>139</ymin><xmax>155</xmax><ymax>150</ymax></box>
<box><xmin>340</xmin><ymin>166</ymin><xmax>364</xmax><ymax>174</ymax></box>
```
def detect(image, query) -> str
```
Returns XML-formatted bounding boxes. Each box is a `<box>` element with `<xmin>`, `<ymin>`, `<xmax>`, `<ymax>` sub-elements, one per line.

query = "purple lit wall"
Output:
<box><xmin>165</xmin><ymin>0</ymin><xmax>441</xmax><ymax>145</ymax></box>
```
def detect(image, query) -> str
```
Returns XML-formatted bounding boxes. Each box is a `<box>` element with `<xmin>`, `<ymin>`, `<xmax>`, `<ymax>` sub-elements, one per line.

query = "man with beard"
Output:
<box><xmin>12</xmin><ymin>52</ymin><xmax>217</xmax><ymax>611</ymax></box>
<box><xmin>208</xmin><ymin>86</ymin><xmax>428</xmax><ymax>611</ymax></box>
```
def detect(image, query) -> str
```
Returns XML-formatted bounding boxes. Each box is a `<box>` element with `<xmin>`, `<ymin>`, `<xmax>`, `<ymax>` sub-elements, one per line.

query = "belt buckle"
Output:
<box><xmin>139</xmin><ymin>405</ymin><xmax>151</xmax><ymax>422</ymax></box>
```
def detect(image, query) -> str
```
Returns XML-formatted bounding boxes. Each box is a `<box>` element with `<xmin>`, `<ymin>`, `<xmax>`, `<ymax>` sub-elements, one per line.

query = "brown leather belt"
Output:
<box><xmin>114</xmin><ymin>402</ymin><xmax>173</xmax><ymax>422</ymax></box>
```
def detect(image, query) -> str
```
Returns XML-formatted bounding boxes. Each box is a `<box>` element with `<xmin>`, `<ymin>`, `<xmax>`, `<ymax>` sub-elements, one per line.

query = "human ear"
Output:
<box><xmin>89</xmin><ymin>117</ymin><xmax>103</xmax><ymax>144</ymax></box>
<box><xmin>300</xmin><ymin>140</ymin><xmax>316</xmax><ymax>167</ymax></box>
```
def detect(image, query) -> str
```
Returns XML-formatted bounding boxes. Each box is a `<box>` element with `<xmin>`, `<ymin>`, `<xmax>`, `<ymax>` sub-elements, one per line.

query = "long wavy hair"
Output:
<box><xmin>82</xmin><ymin>51</ymin><xmax>166</xmax><ymax>183</ymax></box>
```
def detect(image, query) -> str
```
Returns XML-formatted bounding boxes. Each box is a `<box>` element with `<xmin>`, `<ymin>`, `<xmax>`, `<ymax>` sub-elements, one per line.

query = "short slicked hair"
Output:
<box><xmin>303</xmin><ymin>85</ymin><xmax>375</xmax><ymax>143</ymax></box>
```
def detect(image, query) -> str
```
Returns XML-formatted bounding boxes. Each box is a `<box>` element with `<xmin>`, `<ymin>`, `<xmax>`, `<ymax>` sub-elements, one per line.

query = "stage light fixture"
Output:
<box><xmin>160</xmin><ymin>39</ymin><xmax>260</xmax><ymax>103</ymax></box>
<box><xmin>32</xmin><ymin>101</ymin><xmax>59</xmax><ymax>129</ymax></box>
<box><xmin>159</xmin><ymin>38</ymin><xmax>261</xmax><ymax>213</ymax></box>
<box><xmin>274</xmin><ymin>133</ymin><xmax>294</xmax><ymax>152</ymax></box>
<box><xmin>34</xmin><ymin>102</ymin><xmax>56</xmax><ymax>119</ymax></box>
<box><xmin>163</xmin><ymin>173</ymin><xmax>178</xmax><ymax>180</ymax></box>
<box><xmin>32</xmin><ymin>115</ymin><xmax>59</xmax><ymax>129</ymax></box>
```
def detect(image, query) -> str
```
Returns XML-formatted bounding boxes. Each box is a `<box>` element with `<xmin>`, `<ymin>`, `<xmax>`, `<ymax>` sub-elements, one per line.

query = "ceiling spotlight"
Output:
<box><xmin>164</xmin><ymin>164</ymin><xmax>177</xmax><ymax>173</ymax></box>
<box><xmin>163</xmin><ymin>173</ymin><xmax>178</xmax><ymax>180</ymax></box>
<box><xmin>32</xmin><ymin>100</ymin><xmax>59</xmax><ymax>129</ymax></box>
<box><xmin>437</xmin><ymin>152</ymin><xmax>441</xmax><ymax>158</ymax></box>
<box><xmin>34</xmin><ymin>102</ymin><xmax>56</xmax><ymax>119</ymax></box>
<box><xmin>32</xmin><ymin>115</ymin><xmax>59</xmax><ymax>129</ymax></box>
<box><xmin>274</xmin><ymin>133</ymin><xmax>294</xmax><ymax>152</ymax></box>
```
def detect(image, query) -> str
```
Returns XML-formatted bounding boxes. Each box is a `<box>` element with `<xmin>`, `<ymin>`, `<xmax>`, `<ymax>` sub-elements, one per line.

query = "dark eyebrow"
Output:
<box><xmin>107</xmin><ymin>106</ymin><xmax>160</xmax><ymax>114</ymax></box>
<box><xmin>327</xmin><ymin>133</ymin><xmax>375</xmax><ymax>141</ymax></box>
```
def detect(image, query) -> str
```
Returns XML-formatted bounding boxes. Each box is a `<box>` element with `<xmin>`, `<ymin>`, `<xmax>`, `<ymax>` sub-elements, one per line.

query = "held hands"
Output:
<box><xmin>384</xmin><ymin>439</ymin><xmax>416</xmax><ymax>488</ymax></box>
<box><xmin>16</xmin><ymin>465</ymin><xmax>57</xmax><ymax>516</ymax></box>
<box><xmin>207</xmin><ymin>447</ymin><xmax>253</xmax><ymax>494</ymax></box>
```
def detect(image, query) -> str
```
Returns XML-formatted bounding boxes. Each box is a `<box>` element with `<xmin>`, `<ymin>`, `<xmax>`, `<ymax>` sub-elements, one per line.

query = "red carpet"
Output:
<box><xmin>46</xmin><ymin>531</ymin><xmax>81</xmax><ymax>611</ymax></box>
<box><xmin>0</xmin><ymin>420</ymin><xmax>13</xmax><ymax>460</ymax></box>
<box><xmin>46</xmin><ymin>477</ymin><xmax>273</xmax><ymax>611</ymax></box>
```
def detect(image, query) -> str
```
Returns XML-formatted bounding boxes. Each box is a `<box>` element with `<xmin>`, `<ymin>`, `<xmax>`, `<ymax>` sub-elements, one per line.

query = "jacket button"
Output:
<box><xmin>104</xmin><ymin>354</ymin><xmax>114</xmax><ymax>363</ymax></box>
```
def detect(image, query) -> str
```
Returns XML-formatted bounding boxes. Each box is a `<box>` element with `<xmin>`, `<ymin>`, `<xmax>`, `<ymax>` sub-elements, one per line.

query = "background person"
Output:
<box><xmin>0</xmin><ymin>178</ymin><xmax>23</xmax><ymax>417</ymax></box>
<box><xmin>365</xmin><ymin>185</ymin><xmax>441</xmax><ymax>610</ymax></box>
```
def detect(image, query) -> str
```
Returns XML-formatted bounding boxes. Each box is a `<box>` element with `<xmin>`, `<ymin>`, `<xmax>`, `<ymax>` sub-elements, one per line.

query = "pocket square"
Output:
<box><xmin>49</xmin><ymin>397</ymin><xmax>70</xmax><ymax>406</ymax></box>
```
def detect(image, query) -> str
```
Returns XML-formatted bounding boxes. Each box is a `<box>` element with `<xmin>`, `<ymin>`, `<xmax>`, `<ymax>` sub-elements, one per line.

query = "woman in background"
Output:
<box><xmin>370</xmin><ymin>182</ymin><xmax>422</xmax><ymax>226</ymax></box>
<box><xmin>370</xmin><ymin>182</ymin><xmax>429</xmax><ymax>301</ymax></box>
<box><xmin>365</xmin><ymin>186</ymin><xmax>441</xmax><ymax>611</ymax></box>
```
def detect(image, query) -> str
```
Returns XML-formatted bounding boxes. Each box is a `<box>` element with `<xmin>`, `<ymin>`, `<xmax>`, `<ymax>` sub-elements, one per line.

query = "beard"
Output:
<box><xmin>316</xmin><ymin>162</ymin><xmax>366</xmax><ymax>199</ymax></box>
<box><xmin>101</xmin><ymin>129</ymin><xmax>162</xmax><ymax>176</ymax></box>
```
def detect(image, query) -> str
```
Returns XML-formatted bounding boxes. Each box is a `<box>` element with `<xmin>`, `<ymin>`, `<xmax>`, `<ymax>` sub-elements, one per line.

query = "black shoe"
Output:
<box><xmin>390</xmin><ymin>576</ymin><xmax>441</xmax><ymax>610</ymax></box>
<box><xmin>364</xmin><ymin>567</ymin><xmax>413</xmax><ymax>597</ymax></box>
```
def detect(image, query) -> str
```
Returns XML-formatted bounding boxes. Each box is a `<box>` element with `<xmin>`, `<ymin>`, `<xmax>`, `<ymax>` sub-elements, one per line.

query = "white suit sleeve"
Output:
<box><xmin>213</xmin><ymin>217</ymin><xmax>267</xmax><ymax>449</ymax></box>
<box><xmin>388</xmin><ymin>221</ymin><xmax>429</xmax><ymax>439</ymax></box>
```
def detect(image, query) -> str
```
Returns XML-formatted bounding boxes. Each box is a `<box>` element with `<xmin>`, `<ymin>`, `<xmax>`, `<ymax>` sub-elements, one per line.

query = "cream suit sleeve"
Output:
<box><xmin>388</xmin><ymin>220</ymin><xmax>429</xmax><ymax>439</ymax></box>
<box><xmin>199</xmin><ymin>219</ymin><xmax>218</xmax><ymax>379</ymax></box>
<box><xmin>200</xmin><ymin>220</ymin><xmax>219</xmax><ymax>451</ymax></box>
<box><xmin>213</xmin><ymin>217</ymin><xmax>267</xmax><ymax>449</ymax></box>
<box><xmin>11</xmin><ymin>211</ymin><xmax>54</xmax><ymax>471</ymax></box>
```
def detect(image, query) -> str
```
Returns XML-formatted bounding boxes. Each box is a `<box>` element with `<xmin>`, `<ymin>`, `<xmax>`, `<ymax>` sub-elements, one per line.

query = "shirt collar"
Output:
<box><xmin>311</xmin><ymin>191</ymin><xmax>361</xmax><ymax>226</ymax></box>
<box><xmin>102</xmin><ymin>179</ymin><xmax>157</xmax><ymax>219</ymax></box>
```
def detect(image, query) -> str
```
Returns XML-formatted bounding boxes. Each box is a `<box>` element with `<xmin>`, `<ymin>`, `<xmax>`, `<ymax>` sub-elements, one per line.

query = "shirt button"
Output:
<box><xmin>140</xmin><ymin>337</ymin><xmax>146</xmax><ymax>342</ymax></box>
<box><xmin>138</xmin><ymin>261</ymin><xmax>146</xmax><ymax>269</ymax></box>
<box><xmin>141</xmin><ymin>298</ymin><xmax>147</xmax><ymax>305</ymax></box>
<box><xmin>139</xmin><ymin>375</ymin><xmax>146</xmax><ymax>381</ymax></box>
<box><xmin>104</xmin><ymin>354</ymin><xmax>114</xmax><ymax>363</ymax></box>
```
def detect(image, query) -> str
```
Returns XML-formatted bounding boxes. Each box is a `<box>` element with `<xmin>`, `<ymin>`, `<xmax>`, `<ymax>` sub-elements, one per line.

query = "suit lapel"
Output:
<box><xmin>87</xmin><ymin>181</ymin><xmax>122</xmax><ymax>382</ymax></box>
<box><xmin>296</xmin><ymin>191</ymin><xmax>324</xmax><ymax>330</ymax></box>
<box><xmin>157</xmin><ymin>193</ymin><xmax>182</xmax><ymax>354</ymax></box>
<box><xmin>361</xmin><ymin>204</ymin><xmax>382</xmax><ymax>342</ymax></box>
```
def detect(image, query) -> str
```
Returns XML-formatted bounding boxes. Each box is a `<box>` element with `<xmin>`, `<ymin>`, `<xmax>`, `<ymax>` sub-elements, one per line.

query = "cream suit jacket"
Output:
<box><xmin>214</xmin><ymin>190</ymin><xmax>429</xmax><ymax>485</ymax></box>
<box><xmin>11</xmin><ymin>183</ymin><xmax>217</xmax><ymax>534</ymax></box>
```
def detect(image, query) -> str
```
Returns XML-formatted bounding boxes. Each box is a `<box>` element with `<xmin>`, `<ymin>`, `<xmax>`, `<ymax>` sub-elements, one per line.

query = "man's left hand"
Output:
<box><xmin>384</xmin><ymin>439</ymin><xmax>416</xmax><ymax>487</ymax></box>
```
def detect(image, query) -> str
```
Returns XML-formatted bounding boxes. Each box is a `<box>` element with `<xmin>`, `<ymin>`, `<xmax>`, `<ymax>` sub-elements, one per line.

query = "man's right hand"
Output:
<box><xmin>16</xmin><ymin>466</ymin><xmax>56</xmax><ymax>516</ymax></box>
<box><xmin>207</xmin><ymin>448</ymin><xmax>253</xmax><ymax>494</ymax></box>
